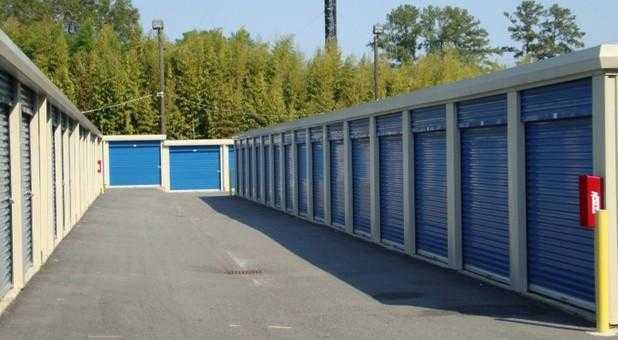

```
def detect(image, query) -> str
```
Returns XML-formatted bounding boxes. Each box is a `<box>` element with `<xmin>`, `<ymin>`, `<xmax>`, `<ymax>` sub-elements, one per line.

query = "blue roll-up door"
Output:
<box><xmin>284</xmin><ymin>144</ymin><xmax>293</xmax><ymax>212</ymax></box>
<box><xmin>311</xmin><ymin>127</ymin><xmax>324</xmax><ymax>221</ymax></box>
<box><xmin>0</xmin><ymin>70</ymin><xmax>13</xmax><ymax>296</ymax></box>
<box><xmin>329</xmin><ymin>124</ymin><xmax>345</xmax><ymax>227</ymax></box>
<box><xmin>297</xmin><ymin>141</ymin><xmax>308</xmax><ymax>216</ymax></box>
<box><xmin>109</xmin><ymin>141</ymin><xmax>161</xmax><ymax>186</ymax></box>
<box><xmin>377</xmin><ymin>114</ymin><xmax>403</xmax><ymax>247</ymax></box>
<box><xmin>239</xmin><ymin>146</ymin><xmax>244</xmax><ymax>196</ymax></box>
<box><xmin>458</xmin><ymin>95</ymin><xmax>510</xmax><ymax>281</ymax></box>
<box><xmin>522</xmin><ymin>78</ymin><xmax>594</xmax><ymax>309</ymax></box>
<box><xmin>20</xmin><ymin>86</ymin><xmax>34</xmax><ymax>268</ymax></box>
<box><xmin>273</xmin><ymin>144</ymin><xmax>281</xmax><ymax>208</ymax></box>
<box><xmin>229</xmin><ymin>147</ymin><xmax>236</xmax><ymax>191</ymax></box>
<box><xmin>255</xmin><ymin>141</ymin><xmax>261</xmax><ymax>200</ymax></box>
<box><xmin>264</xmin><ymin>144</ymin><xmax>270</xmax><ymax>204</ymax></box>
<box><xmin>51</xmin><ymin>108</ymin><xmax>59</xmax><ymax>238</ymax></box>
<box><xmin>350</xmin><ymin>119</ymin><xmax>370</xmax><ymax>237</ymax></box>
<box><xmin>248</xmin><ymin>144</ymin><xmax>253</xmax><ymax>199</ymax></box>
<box><xmin>413</xmin><ymin>105</ymin><xmax>448</xmax><ymax>260</ymax></box>
<box><xmin>21</xmin><ymin>112</ymin><xmax>33</xmax><ymax>268</ymax></box>
<box><xmin>170</xmin><ymin>146</ymin><xmax>220</xmax><ymax>190</ymax></box>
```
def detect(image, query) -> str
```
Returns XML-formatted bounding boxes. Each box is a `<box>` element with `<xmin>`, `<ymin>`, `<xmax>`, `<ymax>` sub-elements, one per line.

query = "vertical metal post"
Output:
<box><xmin>507</xmin><ymin>91</ymin><xmax>527</xmax><ymax>292</ymax></box>
<box><xmin>152</xmin><ymin>20</ymin><xmax>166</xmax><ymax>136</ymax></box>
<box><xmin>372</xmin><ymin>25</ymin><xmax>383</xmax><ymax>101</ymax></box>
<box><xmin>596</xmin><ymin>210</ymin><xmax>611</xmax><ymax>334</ymax></box>
<box><xmin>446</xmin><ymin>102</ymin><xmax>462</xmax><ymax>269</ymax></box>
<box><xmin>402</xmin><ymin>110</ymin><xmax>415</xmax><ymax>255</ymax></box>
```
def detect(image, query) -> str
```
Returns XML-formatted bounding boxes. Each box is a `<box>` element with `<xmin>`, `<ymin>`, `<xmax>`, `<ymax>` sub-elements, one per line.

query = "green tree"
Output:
<box><xmin>378</xmin><ymin>4</ymin><xmax>423</xmax><ymax>64</ymax></box>
<box><xmin>505</xmin><ymin>1</ymin><xmax>585</xmax><ymax>61</ymax></box>
<box><xmin>537</xmin><ymin>4</ymin><xmax>585</xmax><ymax>59</ymax></box>
<box><xmin>504</xmin><ymin>0</ymin><xmax>544</xmax><ymax>59</ymax></box>
<box><xmin>420</xmin><ymin>6</ymin><xmax>500</xmax><ymax>63</ymax></box>
<box><xmin>1</xmin><ymin>18</ymin><xmax>75</xmax><ymax>99</ymax></box>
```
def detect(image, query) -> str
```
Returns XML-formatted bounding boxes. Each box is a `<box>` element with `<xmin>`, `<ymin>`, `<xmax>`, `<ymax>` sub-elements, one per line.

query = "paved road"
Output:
<box><xmin>0</xmin><ymin>189</ymin><xmax>600</xmax><ymax>339</ymax></box>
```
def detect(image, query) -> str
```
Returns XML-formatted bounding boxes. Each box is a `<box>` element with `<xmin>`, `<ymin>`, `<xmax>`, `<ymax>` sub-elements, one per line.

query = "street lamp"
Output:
<box><xmin>373</xmin><ymin>24</ymin><xmax>383</xmax><ymax>101</ymax></box>
<box><xmin>152</xmin><ymin>19</ymin><xmax>166</xmax><ymax>135</ymax></box>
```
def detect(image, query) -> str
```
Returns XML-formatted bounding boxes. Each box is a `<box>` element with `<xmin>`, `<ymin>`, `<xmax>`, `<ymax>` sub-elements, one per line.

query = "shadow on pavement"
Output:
<box><xmin>199</xmin><ymin>195</ymin><xmax>593</xmax><ymax>331</ymax></box>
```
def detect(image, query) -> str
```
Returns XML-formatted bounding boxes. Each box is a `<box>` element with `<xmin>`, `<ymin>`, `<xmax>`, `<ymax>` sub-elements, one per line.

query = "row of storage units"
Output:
<box><xmin>103</xmin><ymin>136</ymin><xmax>235</xmax><ymax>192</ymax></box>
<box><xmin>0</xmin><ymin>30</ymin><xmax>104</xmax><ymax>313</ymax></box>
<box><xmin>234</xmin><ymin>45</ymin><xmax>618</xmax><ymax>321</ymax></box>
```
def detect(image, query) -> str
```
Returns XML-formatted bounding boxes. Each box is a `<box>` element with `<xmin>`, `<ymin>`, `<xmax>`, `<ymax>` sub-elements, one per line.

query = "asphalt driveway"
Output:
<box><xmin>0</xmin><ymin>189</ymin><xmax>598</xmax><ymax>339</ymax></box>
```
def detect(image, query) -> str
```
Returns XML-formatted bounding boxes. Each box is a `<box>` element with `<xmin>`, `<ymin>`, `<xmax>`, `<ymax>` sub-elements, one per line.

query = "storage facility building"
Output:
<box><xmin>0</xmin><ymin>30</ymin><xmax>104</xmax><ymax>311</ymax></box>
<box><xmin>233</xmin><ymin>44</ymin><xmax>618</xmax><ymax>320</ymax></box>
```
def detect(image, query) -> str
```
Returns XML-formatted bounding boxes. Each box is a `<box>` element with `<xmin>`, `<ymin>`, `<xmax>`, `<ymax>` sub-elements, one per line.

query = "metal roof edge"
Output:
<box><xmin>0</xmin><ymin>29</ymin><xmax>102</xmax><ymax>135</ymax></box>
<box><xmin>234</xmin><ymin>44</ymin><xmax>613</xmax><ymax>139</ymax></box>
<box><xmin>103</xmin><ymin>135</ymin><xmax>166</xmax><ymax>141</ymax></box>
<box><xmin>163</xmin><ymin>139</ymin><xmax>234</xmax><ymax>146</ymax></box>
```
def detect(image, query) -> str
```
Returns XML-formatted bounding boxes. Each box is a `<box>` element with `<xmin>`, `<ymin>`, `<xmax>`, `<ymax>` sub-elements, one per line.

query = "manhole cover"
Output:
<box><xmin>224</xmin><ymin>269</ymin><xmax>262</xmax><ymax>275</ymax></box>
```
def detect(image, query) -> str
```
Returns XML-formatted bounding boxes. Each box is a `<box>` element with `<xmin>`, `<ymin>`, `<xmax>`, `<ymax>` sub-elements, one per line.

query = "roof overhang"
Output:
<box><xmin>0</xmin><ymin>30</ymin><xmax>102</xmax><ymax>135</ymax></box>
<box><xmin>235</xmin><ymin>44</ymin><xmax>618</xmax><ymax>139</ymax></box>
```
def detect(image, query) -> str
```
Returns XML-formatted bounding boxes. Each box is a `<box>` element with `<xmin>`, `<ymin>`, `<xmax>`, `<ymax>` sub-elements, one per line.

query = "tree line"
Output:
<box><xmin>0</xmin><ymin>0</ymin><xmax>585</xmax><ymax>139</ymax></box>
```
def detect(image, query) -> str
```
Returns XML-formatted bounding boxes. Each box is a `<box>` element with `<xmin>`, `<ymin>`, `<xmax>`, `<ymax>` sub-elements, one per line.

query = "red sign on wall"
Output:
<box><xmin>97</xmin><ymin>160</ymin><xmax>102</xmax><ymax>174</ymax></box>
<box><xmin>579</xmin><ymin>175</ymin><xmax>603</xmax><ymax>229</ymax></box>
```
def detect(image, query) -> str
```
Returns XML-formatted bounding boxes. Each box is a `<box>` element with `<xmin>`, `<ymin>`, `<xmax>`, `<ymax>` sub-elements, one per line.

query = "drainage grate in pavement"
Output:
<box><xmin>224</xmin><ymin>269</ymin><xmax>263</xmax><ymax>275</ymax></box>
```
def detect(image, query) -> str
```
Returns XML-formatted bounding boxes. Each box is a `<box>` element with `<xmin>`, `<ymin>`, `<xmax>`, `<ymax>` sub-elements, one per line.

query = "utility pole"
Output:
<box><xmin>152</xmin><ymin>19</ymin><xmax>166</xmax><ymax>135</ymax></box>
<box><xmin>324</xmin><ymin>0</ymin><xmax>337</xmax><ymax>45</ymax></box>
<box><xmin>373</xmin><ymin>24</ymin><xmax>383</xmax><ymax>101</ymax></box>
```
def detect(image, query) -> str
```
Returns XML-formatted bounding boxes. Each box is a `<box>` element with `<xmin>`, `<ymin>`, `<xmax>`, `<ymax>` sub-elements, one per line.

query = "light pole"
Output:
<box><xmin>373</xmin><ymin>24</ymin><xmax>383</xmax><ymax>101</ymax></box>
<box><xmin>152</xmin><ymin>19</ymin><xmax>166</xmax><ymax>135</ymax></box>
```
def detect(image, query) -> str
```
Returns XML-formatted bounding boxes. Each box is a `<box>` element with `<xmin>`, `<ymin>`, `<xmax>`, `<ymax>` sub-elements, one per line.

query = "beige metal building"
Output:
<box><xmin>0</xmin><ymin>30</ymin><xmax>104</xmax><ymax>313</ymax></box>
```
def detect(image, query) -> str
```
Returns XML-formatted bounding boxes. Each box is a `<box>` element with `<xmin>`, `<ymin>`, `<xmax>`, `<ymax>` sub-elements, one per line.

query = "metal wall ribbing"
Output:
<box><xmin>350</xmin><ymin>119</ymin><xmax>370</xmax><ymax>237</ymax></box>
<box><xmin>328</xmin><ymin>124</ymin><xmax>345</xmax><ymax>227</ymax></box>
<box><xmin>296</xmin><ymin>130</ymin><xmax>308</xmax><ymax>216</ymax></box>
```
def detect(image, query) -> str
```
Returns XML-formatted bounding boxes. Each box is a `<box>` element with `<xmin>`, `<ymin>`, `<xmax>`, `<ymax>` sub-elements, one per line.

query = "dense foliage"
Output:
<box><xmin>0</xmin><ymin>0</ymin><xmax>585</xmax><ymax>138</ymax></box>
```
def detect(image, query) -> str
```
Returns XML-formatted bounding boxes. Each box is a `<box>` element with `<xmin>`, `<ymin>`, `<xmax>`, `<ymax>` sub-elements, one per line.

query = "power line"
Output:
<box><xmin>81</xmin><ymin>94</ymin><xmax>154</xmax><ymax>114</ymax></box>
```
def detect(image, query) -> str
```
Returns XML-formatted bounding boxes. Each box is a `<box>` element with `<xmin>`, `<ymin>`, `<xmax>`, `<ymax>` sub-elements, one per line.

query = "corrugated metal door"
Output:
<box><xmin>21</xmin><ymin>112</ymin><xmax>33</xmax><ymax>268</ymax></box>
<box><xmin>51</xmin><ymin>108</ymin><xmax>59</xmax><ymax>238</ymax></box>
<box><xmin>109</xmin><ymin>141</ymin><xmax>161</xmax><ymax>186</ymax></box>
<box><xmin>378</xmin><ymin>114</ymin><xmax>403</xmax><ymax>247</ymax></box>
<box><xmin>62</xmin><ymin>115</ymin><xmax>69</xmax><ymax>227</ymax></box>
<box><xmin>255</xmin><ymin>140</ymin><xmax>261</xmax><ymax>201</ymax></box>
<box><xmin>284</xmin><ymin>145</ymin><xmax>293</xmax><ymax>211</ymax></box>
<box><xmin>522</xmin><ymin>78</ymin><xmax>594</xmax><ymax>309</ymax></box>
<box><xmin>458</xmin><ymin>95</ymin><xmax>510</xmax><ymax>281</ymax></box>
<box><xmin>273</xmin><ymin>144</ymin><xmax>281</xmax><ymax>208</ymax></box>
<box><xmin>247</xmin><ymin>143</ymin><xmax>253</xmax><ymax>198</ymax></box>
<box><xmin>329</xmin><ymin>124</ymin><xmax>345</xmax><ymax>227</ymax></box>
<box><xmin>264</xmin><ymin>144</ymin><xmax>270</xmax><ymax>204</ymax></box>
<box><xmin>350</xmin><ymin>119</ymin><xmax>370</xmax><ymax>237</ymax></box>
<box><xmin>297</xmin><ymin>138</ymin><xmax>308</xmax><ymax>216</ymax></box>
<box><xmin>284</xmin><ymin>133</ymin><xmax>293</xmax><ymax>212</ymax></box>
<box><xmin>238</xmin><ymin>147</ymin><xmax>247</xmax><ymax>197</ymax></box>
<box><xmin>311</xmin><ymin>127</ymin><xmax>324</xmax><ymax>221</ymax></box>
<box><xmin>229</xmin><ymin>146</ymin><xmax>236</xmax><ymax>191</ymax></box>
<box><xmin>0</xmin><ymin>71</ymin><xmax>13</xmax><ymax>295</ymax></box>
<box><xmin>169</xmin><ymin>146</ymin><xmax>220</xmax><ymax>190</ymax></box>
<box><xmin>413</xmin><ymin>105</ymin><xmax>448</xmax><ymax>260</ymax></box>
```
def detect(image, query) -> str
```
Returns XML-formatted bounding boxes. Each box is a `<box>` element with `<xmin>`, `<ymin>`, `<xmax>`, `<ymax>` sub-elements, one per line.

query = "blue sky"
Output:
<box><xmin>132</xmin><ymin>0</ymin><xmax>618</xmax><ymax>64</ymax></box>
